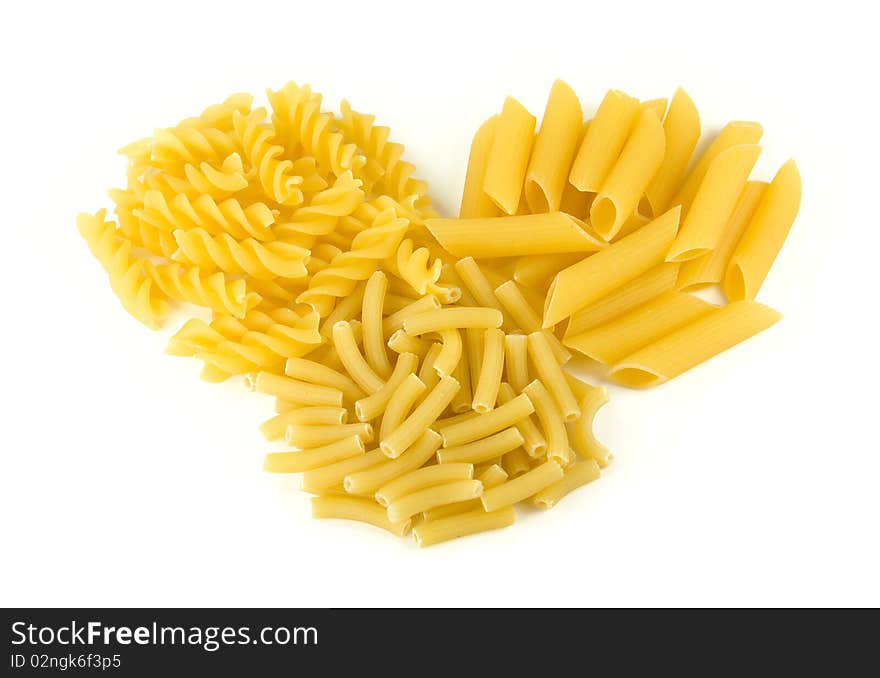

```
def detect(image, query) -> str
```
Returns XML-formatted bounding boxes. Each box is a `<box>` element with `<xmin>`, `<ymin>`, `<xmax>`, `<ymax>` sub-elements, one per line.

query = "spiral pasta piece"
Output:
<box><xmin>77</xmin><ymin>210</ymin><xmax>169</xmax><ymax>329</ymax></box>
<box><xmin>176</xmin><ymin>93</ymin><xmax>254</xmax><ymax>132</ymax></box>
<box><xmin>298</xmin><ymin>95</ymin><xmax>365</xmax><ymax>178</ymax></box>
<box><xmin>114</xmin><ymin>206</ymin><xmax>179</xmax><ymax>258</ymax></box>
<box><xmin>388</xmin><ymin>238</ymin><xmax>443</xmax><ymax>295</ymax></box>
<box><xmin>266</xmin><ymin>82</ymin><xmax>319</xmax><ymax>152</ymax></box>
<box><xmin>143</xmin><ymin>261</ymin><xmax>261</xmax><ymax>318</ymax></box>
<box><xmin>172</xmin><ymin>228</ymin><xmax>309</xmax><ymax>280</ymax></box>
<box><xmin>275</xmin><ymin>171</ymin><xmax>364</xmax><ymax>238</ymax></box>
<box><xmin>151</xmin><ymin>126</ymin><xmax>240</xmax><ymax>169</ymax></box>
<box><xmin>297</xmin><ymin>208</ymin><xmax>410</xmax><ymax>316</ymax></box>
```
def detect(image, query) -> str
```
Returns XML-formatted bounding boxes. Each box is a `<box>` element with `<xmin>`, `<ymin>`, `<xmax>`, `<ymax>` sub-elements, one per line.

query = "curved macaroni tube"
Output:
<box><xmin>310</xmin><ymin>495</ymin><xmax>411</xmax><ymax>537</ymax></box>
<box><xmin>412</xmin><ymin>507</ymin><xmax>515</xmax><ymax>547</ymax></box>
<box><xmin>380</xmin><ymin>376</ymin><xmax>460</xmax><ymax>458</ymax></box>
<box><xmin>332</xmin><ymin>321</ymin><xmax>384</xmax><ymax>395</ymax></box>
<box><xmin>532</xmin><ymin>460</ymin><xmax>601</xmax><ymax>509</ymax></box>
<box><xmin>264</xmin><ymin>435</ymin><xmax>365</xmax><ymax>473</ymax></box>
<box><xmin>481</xmin><ymin>460</ymin><xmax>564</xmax><ymax>512</ymax></box>
<box><xmin>375</xmin><ymin>463</ymin><xmax>474</xmax><ymax>507</ymax></box>
<box><xmin>522</xmin><ymin>380</ymin><xmax>572</xmax><ymax>467</ymax></box>
<box><xmin>354</xmin><ymin>352</ymin><xmax>419</xmax><ymax>422</ymax></box>
<box><xmin>568</xmin><ymin>386</ymin><xmax>612</xmax><ymax>467</ymax></box>
<box><xmin>472</xmin><ymin>328</ymin><xmax>505</xmax><ymax>413</ymax></box>
<box><xmin>344</xmin><ymin>430</ymin><xmax>442</xmax><ymax>495</ymax></box>
<box><xmin>362</xmin><ymin>271</ymin><xmax>393</xmax><ymax>379</ymax></box>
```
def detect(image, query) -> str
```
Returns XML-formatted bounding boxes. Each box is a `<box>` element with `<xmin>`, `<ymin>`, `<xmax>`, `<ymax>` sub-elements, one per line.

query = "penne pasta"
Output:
<box><xmin>386</xmin><ymin>479</ymin><xmax>483</xmax><ymax>523</ymax></box>
<box><xmin>472</xmin><ymin>328</ymin><xmax>505</xmax><ymax>413</ymax></box>
<box><xmin>569</xmin><ymin>89</ymin><xmax>641</xmax><ymax>192</ymax></box>
<box><xmin>609</xmin><ymin>301</ymin><xmax>782</xmax><ymax>388</ymax></box>
<box><xmin>460</xmin><ymin>115</ymin><xmax>501</xmax><ymax>219</ymax></box>
<box><xmin>375</xmin><ymin>463</ymin><xmax>474</xmax><ymax>507</ymax></box>
<box><xmin>503</xmin><ymin>333</ymin><xmax>531</xmax><ymax>393</ymax></box>
<box><xmin>380</xmin><ymin>375</ymin><xmax>460</xmax><ymax>458</ymax></box>
<box><xmin>590</xmin><ymin>107</ymin><xmax>666</xmax><ymax>241</ymax></box>
<box><xmin>426</xmin><ymin>212</ymin><xmax>606</xmax><ymax>258</ymax></box>
<box><xmin>543</xmin><ymin>206</ymin><xmax>681</xmax><ymax>327</ymax></box>
<box><xmin>481</xmin><ymin>459</ymin><xmax>564</xmax><ymax>511</ymax></box>
<box><xmin>311</xmin><ymin>495</ymin><xmax>411</xmax><ymax>537</ymax></box>
<box><xmin>259</xmin><ymin>406</ymin><xmax>348</xmax><ymax>441</ymax></box>
<box><xmin>354</xmin><ymin>352</ymin><xmax>419</xmax><ymax>422</ymax></box>
<box><xmin>344</xmin><ymin>430</ymin><xmax>442</xmax><ymax>495</ymax></box>
<box><xmin>497</xmin><ymin>382</ymin><xmax>546</xmax><ymax>457</ymax></box>
<box><xmin>532</xmin><ymin>460</ymin><xmax>601</xmax><ymax>509</ymax></box>
<box><xmin>434</xmin><ymin>328</ymin><xmax>463</xmax><ymax>377</ymax></box>
<box><xmin>437</xmin><ymin>427</ymin><xmax>524</xmax><ymax>465</ymax></box>
<box><xmin>522</xmin><ymin>380</ymin><xmax>572</xmax><ymax>467</ymax></box>
<box><xmin>564</xmin><ymin>291</ymin><xmax>716</xmax><ymax>364</ymax></box>
<box><xmin>666</xmin><ymin>144</ymin><xmax>761</xmax><ymax>262</ymax></box>
<box><xmin>332</xmin><ymin>320</ymin><xmax>385</xmax><ymax>394</ymax></box>
<box><xmin>440</xmin><ymin>392</ymin><xmax>535</xmax><ymax>447</ymax></box>
<box><xmin>677</xmin><ymin>181</ymin><xmax>767</xmax><ymax>291</ymax></box>
<box><xmin>526</xmin><ymin>331</ymin><xmax>579</xmax><ymax>421</ymax></box>
<box><xmin>413</xmin><ymin>506</ymin><xmax>516</xmax><ymax>547</ymax></box>
<box><xmin>249</xmin><ymin>371</ymin><xmax>343</xmax><ymax>407</ymax></box>
<box><xmin>379</xmin><ymin>373</ymin><xmax>426</xmax><ymax>440</ymax></box>
<box><xmin>640</xmin><ymin>97</ymin><xmax>668</xmax><ymax>120</ymax></box>
<box><xmin>301</xmin><ymin>449</ymin><xmax>387</xmax><ymax>495</ymax></box>
<box><xmin>483</xmin><ymin>96</ymin><xmax>536</xmax><ymax>214</ymax></box>
<box><xmin>513</xmin><ymin>253</ymin><xmax>582</xmax><ymax>292</ymax></box>
<box><xmin>284</xmin><ymin>357</ymin><xmax>366</xmax><ymax>403</ymax></box>
<box><xmin>524</xmin><ymin>79</ymin><xmax>583</xmax><ymax>213</ymax></box>
<box><xmin>724</xmin><ymin>160</ymin><xmax>801</xmax><ymax>302</ymax></box>
<box><xmin>568</xmin><ymin>386</ymin><xmax>612</xmax><ymax>467</ymax></box>
<box><xmin>361</xmin><ymin>270</ymin><xmax>393</xmax><ymax>379</ymax></box>
<box><xmin>404</xmin><ymin>307</ymin><xmax>503</xmax><ymax>335</ymax></box>
<box><xmin>264</xmin><ymin>434</ymin><xmax>365</xmax><ymax>473</ymax></box>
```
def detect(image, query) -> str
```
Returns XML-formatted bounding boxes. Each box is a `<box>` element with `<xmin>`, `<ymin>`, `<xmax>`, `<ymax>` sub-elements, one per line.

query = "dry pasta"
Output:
<box><xmin>483</xmin><ymin>96</ymin><xmax>536</xmax><ymax>215</ymax></box>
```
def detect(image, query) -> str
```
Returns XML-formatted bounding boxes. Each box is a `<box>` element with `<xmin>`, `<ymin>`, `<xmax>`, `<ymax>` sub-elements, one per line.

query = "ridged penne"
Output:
<box><xmin>483</xmin><ymin>96</ymin><xmax>536</xmax><ymax>214</ymax></box>
<box><xmin>459</xmin><ymin>116</ymin><xmax>501</xmax><ymax>219</ymax></box>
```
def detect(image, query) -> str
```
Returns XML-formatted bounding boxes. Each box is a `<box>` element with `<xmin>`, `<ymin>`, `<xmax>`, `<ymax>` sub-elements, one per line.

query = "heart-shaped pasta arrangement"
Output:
<box><xmin>78</xmin><ymin>81</ymin><xmax>799</xmax><ymax>546</ymax></box>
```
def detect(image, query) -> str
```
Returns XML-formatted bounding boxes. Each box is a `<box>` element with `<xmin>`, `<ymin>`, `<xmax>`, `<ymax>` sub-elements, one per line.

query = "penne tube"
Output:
<box><xmin>677</xmin><ymin>181</ymin><xmax>767</xmax><ymax>291</ymax></box>
<box><xmin>513</xmin><ymin>253</ymin><xmax>582</xmax><ymax>292</ymax></box>
<box><xmin>609</xmin><ymin>301</ymin><xmax>782</xmax><ymax>388</ymax></box>
<box><xmin>666</xmin><ymin>144</ymin><xmax>761</xmax><ymax>262</ymax></box>
<box><xmin>532</xmin><ymin>460</ymin><xmax>601</xmax><ymax>509</ymax></box>
<box><xmin>379</xmin><ymin>373</ymin><xmax>426</xmax><ymax>440</ymax></box>
<box><xmin>494</xmin><ymin>280</ymin><xmax>570</xmax><ymax>363</ymax></box>
<box><xmin>404</xmin><ymin>307</ymin><xmax>503</xmax><ymax>335</ymax></box>
<box><xmin>382</xmin><ymin>295</ymin><xmax>441</xmax><ymax>336</ymax></box>
<box><xmin>569</xmin><ymin>89</ymin><xmax>641</xmax><ymax>192</ymax></box>
<box><xmin>481</xmin><ymin>459</ymin><xmax>564</xmax><ymax>511</ymax></box>
<box><xmin>724</xmin><ymin>160</ymin><xmax>801</xmax><ymax>302</ymax></box>
<box><xmin>483</xmin><ymin>96</ymin><xmax>536</xmax><ymax>215</ymax></box>
<box><xmin>413</xmin><ymin>506</ymin><xmax>515</xmax><ymax>547</ymax></box>
<box><xmin>426</xmin><ymin>212</ymin><xmax>606</xmax><ymax>258</ymax></box>
<box><xmin>259</xmin><ymin>406</ymin><xmax>348</xmax><ymax>441</ymax></box>
<box><xmin>472</xmin><ymin>328</ymin><xmax>505</xmax><ymax>413</ymax></box>
<box><xmin>386</xmin><ymin>479</ymin><xmax>483</xmax><ymax>523</ymax></box>
<box><xmin>454</xmin><ymin>257</ymin><xmax>513</xmax><ymax>330</ymax></box>
<box><xmin>524</xmin><ymin>79</ymin><xmax>583</xmax><ymax>213</ymax></box>
<box><xmin>670</xmin><ymin>120</ymin><xmax>764</xmax><ymax>214</ymax></box>
<box><xmin>543</xmin><ymin>205</ymin><xmax>681</xmax><ymax>328</ymax></box>
<box><xmin>310</xmin><ymin>495</ymin><xmax>411</xmax><ymax>537</ymax></box>
<box><xmin>449</xmin><ymin>348</ymin><xmax>473</xmax><ymax>413</ymax></box>
<box><xmin>526</xmin><ymin>331</ymin><xmax>580</xmax><ymax>421</ymax></box>
<box><xmin>386</xmin><ymin>329</ymin><xmax>431</xmax><ymax>358</ymax></box>
<box><xmin>564</xmin><ymin>291</ymin><xmax>716</xmax><ymax>365</ymax></box>
<box><xmin>497</xmin><ymin>383</ymin><xmax>546</xmax><ymax>458</ymax></box>
<box><xmin>354</xmin><ymin>352</ymin><xmax>419</xmax><ymax>422</ymax></box>
<box><xmin>568</xmin><ymin>386</ymin><xmax>612</xmax><ymax>467</ymax></box>
<box><xmin>590</xmin><ymin>108</ymin><xmax>666</xmax><ymax>241</ymax></box>
<box><xmin>460</xmin><ymin>115</ymin><xmax>501</xmax><ymax>218</ymax></box>
<box><xmin>375</xmin><ymin>463</ymin><xmax>474</xmax><ymax>507</ymax></box>
<box><xmin>361</xmin><ymin>270</ymin><xmax>393</xmax><ymax>379</ymax></box>
<box><xmin>437</xmin><ymin>427</ymin><xmax>524</xmax><ymax>465</ymax></box>
<box><xmin>332</xmin><ymin>320</ymin><xmax>384</xmax><ymax>394</ymax></box>
<box><xmin>264</xmin><ymin>435</ymin><xmax>365</xmax><ymax>473</ymax></box>
<box><xmin>284</xmin><ymin>357</ymin><xmax>366</xmax><ymax>403</ymax></box>
<box><xmin>640</xmin><ymin>97</ymin><xmax>668</xmax><ymax>120</ymax></box>
<box><xmin>643</xmin><ymin>88</ymin><xmax>701</xmax><ymax>216</ymax></box>
<box><xmin>248</xmin><ymin>371</ymin><xmax>343</xmax><ymax>407</ymax></box>
<box><xmin>434</xmin><ymin>328</ymin><xmax>463</xmax><ymax>377</ymax></box>
<box><xmin>563</xmin><ymin>262</ymin><xmax>679</xmax><ymax>337</ymax></box>
<box><xmin>301</xmin><ymin>449</ymin><xmax>387</xmax><ymax>495</ymax></box>
<box><xmin>501</xmin><ymin>448</ymin><xmax>532</xmax><ymax>478</ymax></box>
<box><xmin>380</xmin><ymin>375</ymin><xmax>460</xmax><ymax>458</ymax></box>
<box><xmin>441</xmin><ymin>392</ymin><xmax>535</xmax><ymax>447</ymax></box>
<box><xmin>285</xmin><ymin>422</ymin><xmax>374</xmax><ymax>449</ymax></box>
<box><xmin>344</xmin><ymin>430</ymin><xmax>442</xmax><ymax>495</ymax></box>
<box><xmin>503</xmin><ymin>333</ymin><xmax>530</xmax><ymax>394</ymax></box>
<box><xmin>522</xmin><ymin>380</ymin><xmax>572</xmax><ymax>467</ymax></box>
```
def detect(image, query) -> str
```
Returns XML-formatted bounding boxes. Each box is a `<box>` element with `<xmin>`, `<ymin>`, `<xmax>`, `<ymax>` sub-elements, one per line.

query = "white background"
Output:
<box><xmin>1</xmin><ymin>0</ymin><xmax>877</xmax><ymax>607</ymax></box>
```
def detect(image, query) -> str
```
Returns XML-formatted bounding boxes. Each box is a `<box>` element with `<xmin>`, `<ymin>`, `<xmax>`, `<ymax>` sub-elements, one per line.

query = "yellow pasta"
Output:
<box><xmin>344</xmin><ymin>430</ymin><xmax>442</xmax><ymax>495</ymax></box>
<box><xmin>380</xmin><ymin>375</ymin><xmax>460</xmax><ymax>458</ymax></box>
<box><xmin>417</xmin><ymin>343</ymin><xmax>443</xmax><ymax>396</ymax></box>
<box><xmin>259</xmin><ymin>406</ymin><xmax>348</xmax><ymax>441</ymax></box>
<box><xmin>249</xmin><ymin>371</ymin><xmax>343</xmax><ymax>407</ymax></box>
<box><xmin>590</xmin><ymin>107</ymin><xmax>666</xmax><ymax>241</ymax></box>
<box><xmin>524</xmin><ymin>80</ymin><xmax>583</xmax><ymax>213</ymax></box>
<box><xmin>432</xmin><ymin>410</ymin><xmax>481</xmax><ymax>432</ymax></box>
<box><xmin>640</xmin><ymin>97</ymin><xmax>668</xmax><ymax>120</ymax></box>
<box><xmin>666</xmin><ymin>144</ymin><xmax>761</xmax><ymax>262</ymax></box>
<box><xmin>502</xmin><ymin>333</ymin><xmax>530</xmax><ymax>394</ymax></box>
<box><xmin>426</xmin><ymin>212</ymin><xmax>605</xmax><ymax>258</ymax></box>
<box><xmin>483</xmin><ymin>96</ymin><xmax>536</xmax><ymax>215</ymax></box>
<box><xmin>440</xmin><ymin>392</ymin><xmax>534</xmax><ymax>447</ymax></box>
<box><xmin>670</xmin><ymin>120</ymin><xmax>764</xmax><ymax>213</ymax></box>
<box><xmin>378</xmin><ymin>373</ymin><xmax>426</xmax><ymax>440</ymax></box>
<box><xmin>332</xmin><ymin>320</ymin><xmax>385</xmax><ymax>395</ymax></box>
<box><xmin>501</xmin><ymin>448</ymin><xmax>532</xmax><ymax>478</ymax></box>
<box><xmin>361</xmin><ymin>270</ymin><xmax>393</xmax><ymax>379</ymax></box>
<box><xmin>569</xmin><ymin>89</ymin><xmax>641</xmax><ymax>192</ymax></box>
<box><xmin>497</xmin><ymin>382</ymin><xmax>546</xmax><ymax>458</ymax></box>
<box><xmin>264</xmin><ymin>435</ymin><xmax>365</xmax><ymax>473</ymax></box>
<box><xmin>283</xmin><ymin>357</ymin><xmax>366</xmax><ymax>403</ymax></box>
<box><xmin>449</xmin><ymin>348</ymin><xmax>473</xmax><ymax>413</ymax></box>
<box><xmin>472</xmin><ymin>328</ymin><xmax>505</xmax><ymax>413</ymax></box>
<box><xmin>386</xmin><ymin>479</ymin><xmax>483</xmax><ymax>523</ymax></box>
<box><xmin>532</xmin><ymin>460</ymin><xmax>601</xmax><ymax>509</ymax></box>
<box><xmin>568</xmin><ymin>386</ymin><xmax>612</xmax><ymax>467</ymax></box>
<box><xmin>301</xmin><ymin>449</ymin><xmax>388</xmax><ymax>495</ymax></box>
<box><xmin>512</xmin><ymin>253</ymin><xmax>582</xmax><ymax>291</ymax></box>
<box><xmin>677</xmin><ymin>181</ymin><xmax>767</xmax><ymax>291</ymax></box>
<box><xmin>381</xmin><ymin>294</ymin><xmax>440</xmax><ymax>336</ymax></box>
<box><xmin>354</xmin><ymin>352</ymin><xmax>419</xmax><ymax>422</ymax></box>
<box><xmin>386</xmin><ymin>329</ymin><xmax>431</xmax><ymax>358</ymax></box>
<box><xmin>375</xmin><ymin>463</ymin><xmax>474</xmax><ymax>507</ymax></box>
<box><xmin>285</xmin><ymin>422</ymin><xmax>374</xmax><ymax>449</ymax></box>
<box><xmin>724</xmin><ymin>160</ymin><xmax>801</xmax><ymax>302</ymax></box>
<box><xmin>609</xmin><ymin>301</ymin><xmax>782</xmax><ymax>388</ymax></box>
<box><xmin>421</xmin><ymin>464</ymin><xmax>509</xmax><ymax>521</ymax></box>
<box><xmin>311</xmin><ymin>495</ymin><xmax>411</xmax><ymax>537</ymax></box>
<box><xmin>464</xmin><ymin>327</ymin><xmax>485</xmax><ymax>391</ymax></box>
<box><xmin>453</xmin><ymin>257</ymin><xmax>512</xmax><ymax>330</ymax></box>
<box><xmin>643</xmin><ymin>88</ymin><xmax>701</xmax><ymax>216</ymax></box>
<box><xmin>413</xmin><ymin>506</ymin><xmax>515</xmax><ymax>547</ymax></box>
<box><xmin>564</xmin><ymin>291</ymin><xmax>716</xmax><ymax>365</ymax></box>
<box><xmin>526</xmin><ymin>331</ymin><xmax>579</xmax><ymax>421</ymax></box>
<box><xmin>437</xmin><ymin>427</ymin><xmax>524</xmax><ymax>465</ymax></box>
<box><xmin>522</xmin><ymin>380</ymin><xmax>572</xmax><ymax>467</ymax></box>
<box><xmin>434</xmin><ymin>329</ymin><xmax>463</xmax><ymax>377</ymax></box>
<box><xmin>459</xmin><ymin>116</ymin><xmax>501</xmax><ymax>219</ymax></box>
<box><xmin>481</xmin><ymin>459</ymin><xmax>564</xmax><ymax>512</ymax></box>
<box><xmin>494</xmin><ymin>281</ymin><xmax>570</xmax><ymax>363</ymax></box>
<box><xmin>543</xmin><ymin>205</ymin><xmax>680</xmax><ymax>328</ymax></box>
<box><xmin>403</xmin><ymin>307</ymin><xmax>503</xmax><ymax>335</ymax></box>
